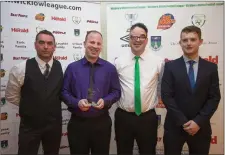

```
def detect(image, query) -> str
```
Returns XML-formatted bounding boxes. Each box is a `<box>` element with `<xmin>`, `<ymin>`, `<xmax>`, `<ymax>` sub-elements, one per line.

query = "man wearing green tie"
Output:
<box><xmin>114</xmin><ymin>23</ymin><xmax>165</xmax><ymax>154</ymax></box>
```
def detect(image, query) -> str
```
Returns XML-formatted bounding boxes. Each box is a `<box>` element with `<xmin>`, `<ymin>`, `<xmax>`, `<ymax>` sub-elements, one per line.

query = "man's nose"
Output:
<box><xmin>44</xmin><ymin>43</ymin><xmax>48</xmax><ymax>49</ymax></box>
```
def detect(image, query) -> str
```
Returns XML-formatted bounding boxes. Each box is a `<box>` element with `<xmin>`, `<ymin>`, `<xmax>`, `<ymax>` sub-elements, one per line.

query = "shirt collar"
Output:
<box><xmin>81</xmin><ymin>56</ymin><xmax>103</xmax><ymax>65</ymax></box>
<box><xmin>35</xmin><ymin>56</ymin><xmax>53</xmax><ymax>69</ymax></box>
<box><xmin>130</xmin><ymin>48</ymin><xmax>148</xmax><ymax>61</ymax></box>
<box><xmin>183</xmin><ymin>55</ymin><xmax>199</xmax><ymax>63</ymax></box>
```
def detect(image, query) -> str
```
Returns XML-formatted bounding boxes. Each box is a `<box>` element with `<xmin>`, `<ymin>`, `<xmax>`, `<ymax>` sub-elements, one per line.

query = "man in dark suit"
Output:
<box><xmin>161</xmin><ymin>25</ymin><xmax>221</xmax><ymax>155</ymax></box>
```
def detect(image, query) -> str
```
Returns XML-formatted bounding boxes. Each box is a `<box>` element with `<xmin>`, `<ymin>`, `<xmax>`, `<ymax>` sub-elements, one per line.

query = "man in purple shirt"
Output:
<box><xmin>61</xmin><ymin>30</ymin><xmax>121</xmax><ymax>154</ymax></box>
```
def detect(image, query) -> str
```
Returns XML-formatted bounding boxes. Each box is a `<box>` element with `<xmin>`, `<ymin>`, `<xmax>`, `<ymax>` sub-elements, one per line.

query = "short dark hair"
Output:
<box><xmin>130</xmin><ymin>23</ymin><xmax>148</xmax><ymax>35</ymax></box>
<box><xmin>84</xmin><ymin>30</ymin><xmax>102</xmax><ymax>42</ymax></box>
<box><xmin>181</xmin><ymin>25</ymin><xmax>202</xmax><ymax>39</ymax></box>
<box><xmin>35</xmin><ymin>30</ymin><xmax>55</xmax><ymax>43</ymax></box>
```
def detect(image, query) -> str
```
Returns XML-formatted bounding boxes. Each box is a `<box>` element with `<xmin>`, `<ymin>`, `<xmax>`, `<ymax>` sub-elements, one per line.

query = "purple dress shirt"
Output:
<box><xmin>61</xmin><ymin>57</ymin><xmax>121</xmax><ymax>117</ymax></box>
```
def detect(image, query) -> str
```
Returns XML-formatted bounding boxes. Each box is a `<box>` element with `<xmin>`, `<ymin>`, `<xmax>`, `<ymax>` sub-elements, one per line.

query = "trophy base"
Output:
<box><xmin>89</xmin><ymin>102</ymin><xmax>98</xmax><ymax>107</ymax></box>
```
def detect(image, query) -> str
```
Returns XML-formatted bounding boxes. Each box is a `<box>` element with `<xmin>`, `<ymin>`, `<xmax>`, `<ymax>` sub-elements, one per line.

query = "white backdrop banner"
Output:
<box><xmin>107</xmin><ymin>2</ymin><xmax>224</xmax><ymax>154</ymax></box>
<box><xmin>0</xmin><ymin>1</ymin><xmax>100</xmax><ymax>154</ymax></box>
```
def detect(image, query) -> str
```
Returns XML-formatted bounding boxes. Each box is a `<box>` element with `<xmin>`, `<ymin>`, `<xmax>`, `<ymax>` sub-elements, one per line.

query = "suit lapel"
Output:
<box><xmin>178</xmin><ymin>57</ymin><xmax>193</xmax><ymax>94</ymax></box>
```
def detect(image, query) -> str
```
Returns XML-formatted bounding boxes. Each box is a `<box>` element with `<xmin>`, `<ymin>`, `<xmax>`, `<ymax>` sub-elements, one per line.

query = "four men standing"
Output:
<box><xmin>5</xmin><ymin>24</ymin><xmax>220</xmax><ymax>155</ymax></box>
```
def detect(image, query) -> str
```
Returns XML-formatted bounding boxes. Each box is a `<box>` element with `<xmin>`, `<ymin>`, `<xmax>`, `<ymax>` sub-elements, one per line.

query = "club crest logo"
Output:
<box><xmin>72</xmin><ymin>16</ymin><xmax>81</xmax><ymax>24</ymax></box>
<box><xmin>191</xmin><ymin>14</ymin><xmax>206</xmax><ymax>27</ymax></box>
<box><xmin>150</xmin><ymin>36</ymin><xmax>162</xmax><ymax>51</ymax></box>
<box><xmin>74</xmin><ymin>29</ymin><xmax>80</xmax><ymax>36</ymax></box>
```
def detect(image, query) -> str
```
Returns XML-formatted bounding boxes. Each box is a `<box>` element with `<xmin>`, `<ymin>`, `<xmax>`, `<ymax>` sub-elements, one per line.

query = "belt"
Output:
<box><xmin>71</xmin><ymin>112</ymin><xmax>109</xmax><ymax>120</ymax></box>
<box><xmin>117</xmin><ymin>108</ymin><xmax>155</xmax><ymax>116</ymax></box>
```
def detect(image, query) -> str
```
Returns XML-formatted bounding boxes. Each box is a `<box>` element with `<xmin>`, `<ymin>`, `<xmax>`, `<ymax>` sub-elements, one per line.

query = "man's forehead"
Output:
<box><xmin>181</xmin><ymin>32</ymin><xmax>198</xmax><ymax>36</ymax></box>
<box><xmin>87</xmin><ymin>36</ymin><xmax>102</xmax><ymax>42</ymax></box>
<box><xmin>37</xmin><ymin>39</ymin><xmax>54</xmax><ymax>42</ymax></box>
<box><xmin>130</xmin><ymin>32</ymin><xmax>146</xmax><ymax>36</ymax></box>
<box><xmin>130</xmin><ymin>31</ymin><xmax>146</xmax><ymax>36</ymax></box>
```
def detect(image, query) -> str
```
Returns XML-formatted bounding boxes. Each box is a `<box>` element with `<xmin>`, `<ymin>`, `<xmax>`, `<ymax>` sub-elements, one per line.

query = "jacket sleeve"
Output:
<box><xmin>193</xmin><ymin>64</ymin><xmax>221</xmax><ymax>127</ymax></box>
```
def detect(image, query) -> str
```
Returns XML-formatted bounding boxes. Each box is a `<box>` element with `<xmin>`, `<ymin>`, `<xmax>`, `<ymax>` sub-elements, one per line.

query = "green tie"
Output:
<box><xmin>134</xmin><ymin>56</ymin><xmax>141</xmax><ymax>116</ymax></box>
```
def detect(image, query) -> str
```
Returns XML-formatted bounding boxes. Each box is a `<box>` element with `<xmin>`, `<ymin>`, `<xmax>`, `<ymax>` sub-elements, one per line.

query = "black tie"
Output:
<box><xmin>87</xmin><ymin>63</ymin><xmax>95</xmax><ymax>103</ymax></box>
<box><xmin>44</xmin><ymin>63</ymin><xmax>50</xmax><ymax>79</ymax></box>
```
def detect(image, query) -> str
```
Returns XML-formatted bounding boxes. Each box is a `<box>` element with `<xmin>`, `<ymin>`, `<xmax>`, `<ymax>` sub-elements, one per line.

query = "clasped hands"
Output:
<box><xmin>78</xmin><ymin>98</ymin><xmax>104</xmax><ymax>111</ymax></box>
<box><xmin>183</xmin><ymin>120</ymin><xmax>200</xmax><ymax>136</ymax></box>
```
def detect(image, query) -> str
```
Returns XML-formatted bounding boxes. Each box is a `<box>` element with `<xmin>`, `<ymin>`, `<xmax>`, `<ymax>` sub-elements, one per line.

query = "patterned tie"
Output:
<box><xmin>188</xmin><ymin>60</ymin><xmax>195</xmax><ymax>90</ymax></box>
<box><xmin>134</xmin><ymin>56</ymin><xmax>141</xmax><ymax>116</ymax></box>
<box><xmin>44</xmin><ymin>63</ymin><xmax>50</xmax><ymax>79</ymax></box>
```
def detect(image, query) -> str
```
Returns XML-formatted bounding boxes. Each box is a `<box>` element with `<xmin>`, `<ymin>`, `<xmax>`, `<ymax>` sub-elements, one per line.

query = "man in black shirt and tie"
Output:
<box><xmin>5</xmin><ymin>30</ymin><xmax>63</xmax><ymax>155</ymax></box>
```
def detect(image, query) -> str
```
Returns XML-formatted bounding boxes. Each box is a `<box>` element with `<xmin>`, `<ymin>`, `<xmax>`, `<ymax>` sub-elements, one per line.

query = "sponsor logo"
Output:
<box><xmin>53</xmin><ymin>56</ymin><xmax>67</xmax><ymax>60</ymax></box>
<box><xmin>53</xmin><ymin>31</ymin><xmax>66</xmax><ymax>35</ymax></box>
<box><xmin>120</xmin><ymin>34</ymin><xmax>130</xmax><ymax>47</ymax></box>
<box><xmin>35</xmin><ymin>13</ymin><xmax>45</xmax><ymax>21</ymax></box>
<box><xmin>13</xmin><ymin>56</ymin><xmax>30</xmax><ymax>60</ymax></box>
<box><xmin>157</xmin><ymin>115</ymin><xmax>161</xmax><ymax>129</ymax></box>
<box><xmin>1</xmin><ymin>97</ymin><xmax>6</xmax><ymax>106</ymax></box>
<box><xmin>72</xmin><ymin>16</ymin><xmax>81</xmax><ymax>24</ymax></box>
<box><xmin>125</xmin><ymin>12</ymin><xmax>138</xmax><ymax>32</ymax></box>
<box><xmin>61</xmin><ymin>132</ymin><xmax>68</xmax><ymax>136</ymax></box>
<box><xmin>15</xmin><ymin>41</ymin><xmax>26</xmax><ymax>48</ymax></box>
<box><xmin>52</xmin><ymin>16</ymin><xmax>66</xmax><ymax>21</ymax></box>
<box><xmin>74</xmin><ymin>29</ymin><xmax>80</xmax><ymax>36</ymax></box>
<box><xmin>157</xmin><ymin>13</ymin><xmax>175</xmax><ymax>30</ymax></box>
<box><xmin>150</xmin><ymin>36</ymin><xmax>162</xmax><ymax>51</ymax></box>
<box><xmin>10</xmin><ymin>13</ymin><xmax>28</xmax><ymax>18</ymax></box>
<box><xmin>0</xmin><ymin>69</ymin><xmax>6</xmax><ymax>77</ymax></box>
<box><xmin>1</xmin><ymin>140</ymin><xmax>8</xmax><ymax>149</ymax></box>
<box><xmin>120</xmin><ymin>34</ymin><xmax>130</xmax><ymax>43</ymax></box>
<box><xmin>87</xmin><ymin>20</ymin><xmax>98</xmax><ymax>24</ymax></box>
<box><xmin>211</xmin><ymin>136</ymin><xmax>217</xmax><ymax>144</ymax></box>
<box><xmin>191</xmin><ymin>14</ymin><xmax>206</xmax><ymax>27</ymax></box>
<box><xmin>120</xmin><ymin>13</ymin><xmax>138</xmax><ymax>47</ymax></box>
<box><xmin>72</xmin><ymin>42</ymin><xmax>82</xmax><ymax>49</ymax></box>
<box><xmin>11</xmin><ymin>28</ymin><xmax>29</xmax><ymax>33</ymax></box>
<box><xmin>0</xmin><ymin>25</ymin><xmax>3</xmax><ymax>32</ymax></box>
<box><xmin>1</xmin><ymin>112</ymin><xmax>8</xmax><ymax>120</ymax></box>
<box><xmin>204</xmin><ymin>56</ymin><xmax>218</xmax><ymax>64</ymax></box>
<box><xmin>56</xmin><ymin>42</ymin><xmax>68</xmax><ymax>49</ymax></box>
<box><xmin>1</xmin><ymin>128</ymin><xmax>10</xmax><ymax>136</ymax></box>
<box><xmin>36</xmin><ymin>26</ymin><xmax>46</xmax><ymax>33</ymax></box>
